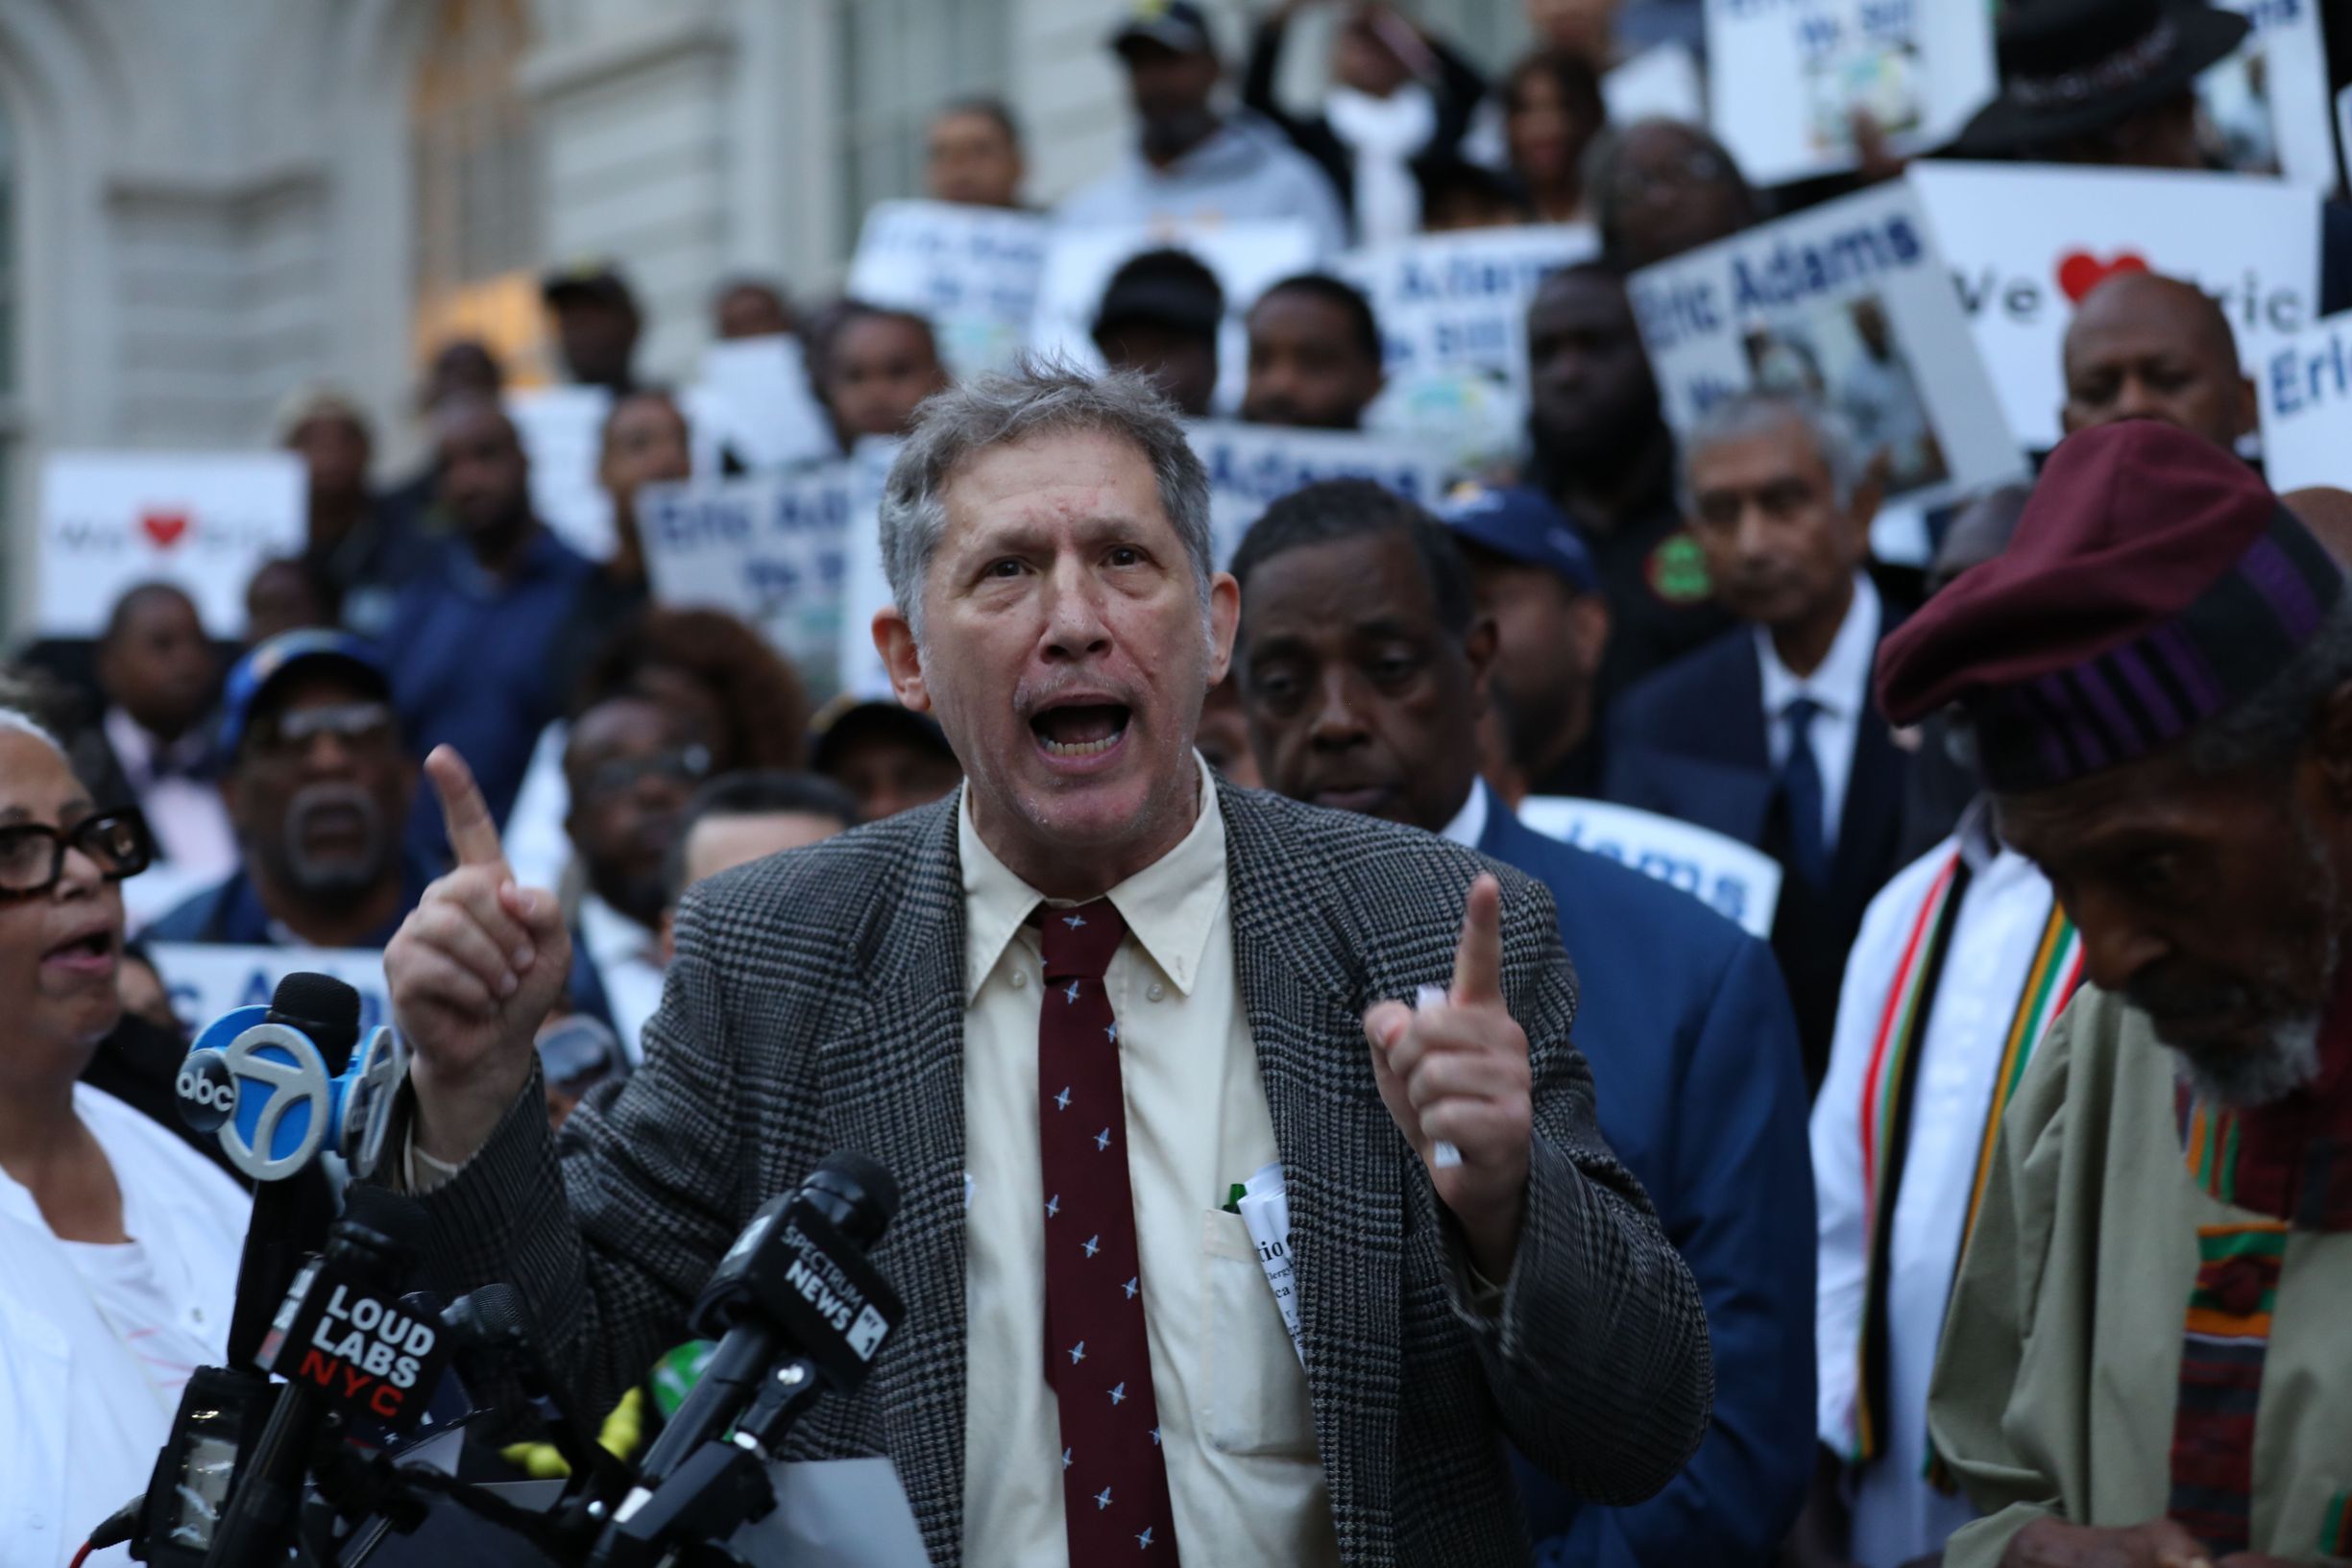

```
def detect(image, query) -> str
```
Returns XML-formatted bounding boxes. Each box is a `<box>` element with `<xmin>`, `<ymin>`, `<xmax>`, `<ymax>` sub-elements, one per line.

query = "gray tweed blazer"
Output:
<box><xmin>405</xmin><ymin>780</ymin><xmax>1712</xmax><ymax>1565</ymax></box>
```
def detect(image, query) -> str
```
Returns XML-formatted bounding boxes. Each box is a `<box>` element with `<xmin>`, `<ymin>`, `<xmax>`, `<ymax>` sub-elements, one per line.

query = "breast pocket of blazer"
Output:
<box><xmin>1198</xmin><ymin>1208</ymin><xmax>1317</xmax><ymax>1459</ymax></box>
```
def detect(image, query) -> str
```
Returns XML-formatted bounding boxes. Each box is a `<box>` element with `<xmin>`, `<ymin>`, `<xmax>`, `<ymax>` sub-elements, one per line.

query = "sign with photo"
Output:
<box><xmin>148</xmin><ymin>943</ymin><xmax>392</xmax><ymax>1042</ymax></box>
<box><xmin>640</xmin><ymin>464</ymin><xmax>860</xmax><ymax>697</ymax></box>
<box><xmin>1627</xmin><ymin>181</ymin><xmax>2024</xmax><ymax>516</ymax></box>
<box><xmin>1185</xmin><ymin>421</ymin><xmax>1456</xmax><ymax>567</ymax></box>
<box><xmin>1909</xmin><ymin>161</ymin><xmax>2321</xmax><ymax>451</ymax></box>
<box><xmin>683</xmin><ymin>335</ymin><xmax>839</xmax><ymax>473</ymax></box>
<box><xmin>1030</xmin><ymin>219</ymin><xmax>1321</xmax><ymax>412</ymax></box>
<box><xmin>2254</xmin><ymin>309</ymin><xmax>2352</xmax><ymax>492</ymax></box>
<box><xmin>1704</xmin><ymin>0</ymin><xmax>1996</xmax><ymax>185</ymax></box>
<box><xmin>848</xmin><ymin>199</ymin><xmax>1054</xmax><ymax>378</ymax></box>
<box><xmin>39</xmin><ymin>451</ymin><xmax>305</xmax><ymax>638</ymax></box>
<box><xmin>1516</xmin><ymin>797</ymin><xmax>1782</xmax><ymax>938</ymax></box>
<box><xmin>2199</xmin><ymin>0</ymin><xmax>2335</xmax><ymax>189</ymax></box>
<box><xmin>1336</xmin><ymin>223</ymin><xmax>1599</xmax><ymax>446</ymax></box>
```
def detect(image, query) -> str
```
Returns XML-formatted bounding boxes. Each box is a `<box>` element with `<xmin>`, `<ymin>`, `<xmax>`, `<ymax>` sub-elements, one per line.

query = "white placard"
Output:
<box><xmin>1629</xmin><ymin>181</ymin><xmax>2025</xmax><ymax>515</ymax></box>
<box><xmin>1705</xmin><ymin>0</ymin><xmax>1996</xmax><ymax>186</ymax></box>
<box><xmin>1336</xmin><ymin>224</ymin><xmax>1600</xmax><ymax>446</ymax></box>
<box><xmin>640</xmin><ymin>465</ymin><xmax>859</xmax><ymax>699</ymax></box>
<box><xmin>2255</xmin><ymin>309</ymin><xmax>2352</xmax><ymax>491</ymax></box>
<box><xmin>147</xmin><ymin>942</ymin><xmax>392</xmax><ymax>1041</ymax></box>
<box><xmin>2203</xmin><ymin>0</ymin><xmax>2336</xmax><ymax>189</ymax></box>
<box><xmin>683</xmin><ymin>336</ymin><xmax>838</xmax><ymax>474</ymax></box>
<box><xmin>848</xmin><ymin>200</ymin><xmax>1054</xmax><ymax>378</ymax></box>
<box><xmin>1185</xmin><ymin>421</ymin><xmax>1457</xmax><ymax>567</ymax></box>
<box><xmin>39</xmin><ymin>452</ymin><xmax>305</xmax><ymax>639</ymax></box>
<box><xmin>1909</xmin><ymin>161</ymin><xmax>2321</xmax><ymax>452</ymax></box>
<box><xmin>506</xmin><ymin>385</ymin><xmax>615</xmax><ymax>560</ymax></box>
<box><xmin>1515</xmin><ymin>797</ymin><xmax>1782</xmax><ymax>938</ymax></box>
<box><xmin>835</xmin><ymin>438</ymin><xmax>907</xmax><ymax>707</ymax></box>
<box><xmin>1030</xmin><ymin>220</ymin><xmax>1321</xmax><ymax>412</ymax></box>
<box><xmin>1603</xmin><ymin>41</ymin><xmax>1706</xmax><ymax>126</ymax></box>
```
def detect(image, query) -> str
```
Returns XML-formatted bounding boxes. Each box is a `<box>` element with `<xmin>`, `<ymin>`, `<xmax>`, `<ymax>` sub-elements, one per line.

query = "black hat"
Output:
<box><xmin>1949</xmin><ymin>0</ymin><xmax>2248</xmax><ymax>158</ymax></box>
<box><xmin>809</xmin><ymin>698</ymin><xmax>956</xmax><ymax>777</ymax></box>
<box><xmin>542</xmin><ymin>258</ymin><xmax>640</xmax><ymax>313</ymax></box>
<box><xmin>1109</xmin><ymin>0</ymin><xmax>1215</xmax><ymax>59</ymax></box>
<box><xmin>1093</xmin><ymin>248</ymin><xmax>1224</xmax><ymax>342</ymax></box>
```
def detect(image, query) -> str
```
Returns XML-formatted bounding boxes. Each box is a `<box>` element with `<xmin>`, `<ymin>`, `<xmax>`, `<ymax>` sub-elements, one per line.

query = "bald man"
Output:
<box><xmin>2059</xmin><ymin>271</ymin><xmax>2255</xmax><ymax>451</ymax></box>
<box><xmin>2285</xmin><ymin>486</ymin><xmax>2352</xmax><ymax>564</ymax></box>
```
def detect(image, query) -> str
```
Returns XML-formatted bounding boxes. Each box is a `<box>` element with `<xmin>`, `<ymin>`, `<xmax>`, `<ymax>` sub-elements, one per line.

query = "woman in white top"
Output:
<box><xmin>0</xmin><ymin>712</ymin><xmax>249</xmax><ymax>1566</ymax></box>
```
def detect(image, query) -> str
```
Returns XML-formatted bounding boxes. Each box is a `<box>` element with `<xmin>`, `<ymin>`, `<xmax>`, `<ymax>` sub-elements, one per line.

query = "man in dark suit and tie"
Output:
<box><xmin>1603</xmin><ymin>390</ymin><xmax>1911</xmax><ymax>1082</ymax></box>
<box><xmin>1230</xmin><ymin>478</ymin><xmax>1816</xmax><ymax>1567</ymax></box>
<box><xmin>381</xmin><ymin>364</ymin><xmax>1710</xmax><ymax>1565</ymax></box>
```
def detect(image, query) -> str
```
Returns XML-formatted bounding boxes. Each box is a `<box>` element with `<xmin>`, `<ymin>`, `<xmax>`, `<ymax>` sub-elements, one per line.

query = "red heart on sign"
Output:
<box><xmin>139</xmin><ymin>510</ymin><xmax>189</xmax><ymax>549</ymax></box>
<box><xmin>2055</xmin><ymin>250</ymin><xmax>2151</xmax><ymax>303</ymax></box>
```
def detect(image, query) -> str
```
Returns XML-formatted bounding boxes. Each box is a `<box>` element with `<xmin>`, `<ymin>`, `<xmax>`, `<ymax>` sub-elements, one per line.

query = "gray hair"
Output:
<box><xmin>1676</xmin><ymin>389</ymin><xmax>1865</xmax><ymax>519</ymax></box>
<box><xmin>0</xmin><ymin>707</ymin><xmax>66</xmax><ymax>760</ymax></box>
<box><xmin>2190</xmin><ymin>587</ymin><xmax>2352</xmax><ymax>777</ymax></box>
<box><xmin>878</xmin><ymin>358</ymin><xmax>1215</xmax><ymax>641</ymax></box>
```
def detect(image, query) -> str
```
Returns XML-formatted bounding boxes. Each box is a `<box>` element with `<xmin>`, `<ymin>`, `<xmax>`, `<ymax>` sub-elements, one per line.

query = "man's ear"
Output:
<box><xmin>1465</xmin><ymin>615</ymin><xmax>1500</xmax><ymax>719</ymax></box>
<box><xmin>1206</xmin><ymin>571</ymin><xmax>1241</xmax><ymax>686</ymax></box>
<box><xmin>874</xmin><ymin>607</ymin><xmax>930</xmax><ymax>712</ymax></box>
<box><xmin>2234</xmin><ymin>373</ymin><xmax>2260</xmax><ymax>444</ymax></box>
<box><xmin>1569</xmin><ymin>593</ymin><xmax>1612</xmax><ymax>677</ymax></box>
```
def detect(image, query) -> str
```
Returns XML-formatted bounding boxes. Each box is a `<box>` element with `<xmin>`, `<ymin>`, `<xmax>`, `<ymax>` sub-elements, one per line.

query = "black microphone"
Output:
<box><xmin>630</xmin><ymin>1150</ymin><xmax>902</xmax><ymax>1493</ymax></box>
<box><xmin>443</xmin><ymin>1283</ymin><xmax>626</xmax><ymax>1501</ymax></box>
<box><xmin>201</xmin><ymin>1186</ymin><xmax>439</xmax><ymax>1568</ymax></box>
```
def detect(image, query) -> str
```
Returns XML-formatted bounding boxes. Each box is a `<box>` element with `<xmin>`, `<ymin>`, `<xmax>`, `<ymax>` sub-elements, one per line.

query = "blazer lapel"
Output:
<box><xmin>819</xmin><ymin>798</ymin><xmax>974</xmax><ymax>1562</ymax></box>
<box><xmin>1220</xmin><ymin>780</ymin><xmax>1408</xmax><ymax>1562</ymax></box>
<box><xmin>1831</xmin><ymin>709</ymin><xmax>1904</xmax><ymax>919</ymax></box>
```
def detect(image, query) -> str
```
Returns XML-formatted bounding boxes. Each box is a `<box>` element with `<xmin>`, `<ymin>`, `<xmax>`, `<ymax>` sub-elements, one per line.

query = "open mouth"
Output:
<box><xmin>1031</xmin><ymin>702</ymin><xmax>1132</xmax><ymax>760</ymax></box>
<box><xmin>42</xmin><ymin>929</ymin><xmax>116</xmax><ymax>975</ymax></box>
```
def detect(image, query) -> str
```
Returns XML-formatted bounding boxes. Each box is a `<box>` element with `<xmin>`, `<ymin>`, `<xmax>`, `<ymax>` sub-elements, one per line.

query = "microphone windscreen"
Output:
<box><xmin>268</xmin><ymin>972</ymin><xmax>362</xmax><ymax>1072</ymax></box>
<box><xmin>463</xmin><ymin>1283</ymin><xmax>533</xmax><ymax>1344</ymax></box>
<box><xmin>342</xmin><ymin>1185</ymin><xmax>433</xmax><ymax>1258</ymax></box>
<box><xmin>810</xmin><ymin>1149</ymin><xmax>901</xmax><ymax>1236</ymax></box>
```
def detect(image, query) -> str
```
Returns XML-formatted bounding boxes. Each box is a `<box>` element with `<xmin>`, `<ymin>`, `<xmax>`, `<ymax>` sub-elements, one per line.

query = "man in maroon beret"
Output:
<box><xmin>1878</xmin><ymin>420</ymin><xmax>2352</xmax><ymax>1568</ymax></box>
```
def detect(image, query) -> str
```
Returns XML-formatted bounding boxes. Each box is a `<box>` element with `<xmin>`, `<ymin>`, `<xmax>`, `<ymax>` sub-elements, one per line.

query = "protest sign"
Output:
<box><xmin>848</xmin><ymin>199</ymin><xmax>1053</xmax><ymax>378</ymax></box>
<box><xmin>2254</xmin><ymin>309</ymin><xmax>2352</xmax><ymax>492</ymax></box>
<box><xmin>148</xmin><ymin>943</ymin><xmax>393</xmax><ymax>1042</ymax></box>
<box><xmin>507</xmin><ymin>385</ymin><xmax>615</xmax><ymax>559</ymax></box>
<box><xmin>1516</xmin><ymin>797</ymin><xmax>1782</xmax><ymax>938</ymax></box>
<box><xmin>40</xmin><ymin>451</ymin><xmax>304</xmax><ymax>638</ymax></box>
<box><xmin>1628</xmin><ymin>181</ymin><xmax>2024</xmax><ymax>519</ymax></box>
<box><xmin>683</xmin><ymin>335</ymin><xmax>838</xmax><ymax>473</ymax></box>
<box><xmin>834</xmin><ymin>438</ymin><xmax>905</xmax><ymax>705</ymax></box>
<box><xmin>1705</xmin><ymin>0</ymin><xmax>1995</xmax><ymax>185</ymax></box>
<box><xmin>1030</xmin><ymin>219</ymin><xmax>1321</xmax><ymax>412</ymax></box>
<box><xmin>1336</xmin><ymin>223</ymin><xmax>1599</xmax><ymax>453</ymax></box>
<box><xmin>2201</xmin><ymin>0</ymin><xmax>2335</xmax><ymax>189</ymax></box>
<box><xmin>1185</xmin><ymin>421</ymin><xmax>1456</xmax><ymax>567</ymax></box>
<box><xmin>640</xmin><ymin>463</ymin><xmax>860</xmax><ymax>697</ymax></box>
<box><xmin>1909</xmin><ymin>161</ymin><xmax>2320</xmax><ymax>452</ymax></box>
<box><xmin>1603</xmin><ymin>41</ymin><xmax>1705</xmax><ymax>126</ymax></box>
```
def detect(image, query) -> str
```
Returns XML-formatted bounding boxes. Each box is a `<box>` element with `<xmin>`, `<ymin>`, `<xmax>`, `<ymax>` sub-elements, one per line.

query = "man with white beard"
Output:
<box><xmin>148</xmin><ymin>630</ymin><xmax>427</xmax><ymax>949</ymax></box>
<box><xmin>1873</xmin><ymin>421</ymin><xmax>2352</xmax><ymax>1568</ymax></box>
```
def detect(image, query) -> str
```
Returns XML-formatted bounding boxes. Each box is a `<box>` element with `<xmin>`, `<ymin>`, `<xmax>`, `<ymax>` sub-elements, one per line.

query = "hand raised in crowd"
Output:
<box><xmin>386</xmin><ymin>745</ymin><xmax>572</xmax><ymax>1164</ymax></box>
<box><xmin>1363</xmin><ymin>873</ymin><xmax>1534</xmax><ymax>1281</ymax></box>
<box><xmin>2000</xmin><ymin>1517</ymin><xmax>2217</xmax><ymax>1568</ymax></box>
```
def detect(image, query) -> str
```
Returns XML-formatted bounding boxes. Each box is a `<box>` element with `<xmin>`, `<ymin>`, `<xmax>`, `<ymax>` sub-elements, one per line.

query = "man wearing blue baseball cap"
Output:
<box><xmin>146</xmin><ymin>630</ymin><xmax>430</xmax><ymax>948</ymax></box>
<box><xmin>1442</xmin><ymin>483</ymin><xmax>1613</xmax><ymax>799</ymax></box>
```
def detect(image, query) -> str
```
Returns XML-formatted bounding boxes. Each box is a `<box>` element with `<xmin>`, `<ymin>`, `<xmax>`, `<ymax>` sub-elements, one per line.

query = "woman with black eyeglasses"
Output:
<box><xmin>0</xmin><ymin>711</ymin><xmax>249</xmax><ymax>1567</ymax></box>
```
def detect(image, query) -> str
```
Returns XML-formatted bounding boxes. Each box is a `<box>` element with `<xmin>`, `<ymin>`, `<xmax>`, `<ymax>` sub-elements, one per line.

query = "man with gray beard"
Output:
<box><xmin>1873</xmin><ymin>422</ymin><xmax>2352</xmax><ymax>1568</ymax></box>
<box><xmin>148</xmin><ymin>630</ymin><xmax>427</xmax><ymax>948</ymax></box>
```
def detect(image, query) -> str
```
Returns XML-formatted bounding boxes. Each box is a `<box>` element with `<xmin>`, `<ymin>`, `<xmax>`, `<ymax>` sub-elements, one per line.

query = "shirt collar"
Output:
<box><xmin>1437</xmin><ymin>778</ymin><xmax>1491</xmax><ymax>852</ymax></box>
<box><xmin>958</xmin><ymin>753</ymin><xmax>1229</xmax><ymax>1004</ymax></box>
<box><xmin>578</xmin><ymin>891</ymin><xmax>663</xmax><ymax>972</ymax></box>
<box><xmin>1757</xmin><ymin>571</ymin><xmax>1881</xmax><ymax>722</ymax></box>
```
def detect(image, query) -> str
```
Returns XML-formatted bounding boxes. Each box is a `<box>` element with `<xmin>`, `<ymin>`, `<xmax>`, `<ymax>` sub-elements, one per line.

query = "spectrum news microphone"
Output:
<box><xmin>584</xmin><ymin>1150</ymin><xmax>906</xmax><ymax>1567</ymax></box>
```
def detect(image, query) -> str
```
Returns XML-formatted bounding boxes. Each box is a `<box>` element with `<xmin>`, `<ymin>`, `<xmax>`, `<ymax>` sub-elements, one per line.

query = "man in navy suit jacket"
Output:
<box><xmin>1232</xmin><ymin>479</ymin><xmax>1816</xmax><ymax>1566</ymax></box>
<box><xmin>1604</xmin><ymin>391</ymin><xmax>1913</xmax><ymax>1082</ymax></box>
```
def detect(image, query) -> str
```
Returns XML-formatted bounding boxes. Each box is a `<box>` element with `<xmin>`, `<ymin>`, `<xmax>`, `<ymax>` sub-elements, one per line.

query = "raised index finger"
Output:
<box><xmin>1450</xmin><ymin>872</ymin><xmax>1504</xmax><ymax>1008</ymax></box>
<box><xmin>426</xmin><ymin>745</ymin><xmax>508</xmax><ymax>872</ymax></box>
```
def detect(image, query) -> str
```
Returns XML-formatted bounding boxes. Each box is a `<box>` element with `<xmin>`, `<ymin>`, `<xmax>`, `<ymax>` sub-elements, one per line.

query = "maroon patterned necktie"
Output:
<box><xmin>1036</xmin><ymin>899</ymin><xmax>1180</xmax><ymax>1561</ymax></box>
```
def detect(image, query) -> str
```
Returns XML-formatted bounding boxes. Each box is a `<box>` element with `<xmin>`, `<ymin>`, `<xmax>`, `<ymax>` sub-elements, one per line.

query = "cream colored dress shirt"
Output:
<box><xmin>959</xmin><ymin>757</ymin><xmax>1339</xmax><ymax>1566</ymax></box>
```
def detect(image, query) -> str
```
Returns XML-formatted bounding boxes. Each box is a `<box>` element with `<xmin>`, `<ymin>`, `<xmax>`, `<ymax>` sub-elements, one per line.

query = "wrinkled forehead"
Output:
<box><xmin>937</xmin><ymin>429</ymin><xmax>1171</xmax><ymax>549</ymax></box>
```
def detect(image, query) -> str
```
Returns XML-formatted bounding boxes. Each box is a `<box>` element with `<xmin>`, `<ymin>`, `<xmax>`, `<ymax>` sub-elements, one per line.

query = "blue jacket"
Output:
<box><xmin>145</xmin><ymin>854</ymin><xmax>439</xmax><ymax>947</ymax></box>
<box><xmin>1478</xmin><ymin>803</ymin><xmax>1817</xmax><ymax>1567</ymax></box>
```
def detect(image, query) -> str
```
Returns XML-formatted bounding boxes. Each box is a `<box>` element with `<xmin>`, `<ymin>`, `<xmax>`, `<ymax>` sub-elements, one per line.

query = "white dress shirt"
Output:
<box><xmin>959</xmin><ymin>756</ymin><xmax>1339</xmax><ymax>1566</ymax></box>
<box><xmin>576</xmin><ymin>891</ymin><xmax>667</xmax><ymax>1067</ymax></box>
<box><xmin>1436</xmin><ymin>778</ymin><xmax>1490</xmax><ymax>852</ymax></box>
<box><xmin>1757</xmin><ymin>573</ymin><xmax>1881</xmax><ymax>856</ymax></box>
<box><xmin>103</xmin><ymin>707</ymin><xmax>236</xmax><ymax>881</ymax></box>
<box><xmin>1812</xmin><ymin>803</ymin><xmax>2060</xmax><ymax>1567</ymax></box>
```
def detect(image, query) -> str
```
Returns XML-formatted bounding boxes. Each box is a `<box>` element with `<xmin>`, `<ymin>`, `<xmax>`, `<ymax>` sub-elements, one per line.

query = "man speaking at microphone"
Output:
<box><xmin>381</xmin><ymin>363</ymin><xmax>1710</xmax><ymax>1566</ymax></box>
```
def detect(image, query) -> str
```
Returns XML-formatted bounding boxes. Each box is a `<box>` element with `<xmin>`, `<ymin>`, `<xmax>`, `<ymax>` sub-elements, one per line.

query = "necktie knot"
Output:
<box><xmin>1038</xmin><ymin>899</ymin><xmax>1127</xmax><ymax>981</ymax></box>
<box><xmin>1783</xmin><ymin>694</ymin><xmax>1822</xmax><ymax>740</ymax></box>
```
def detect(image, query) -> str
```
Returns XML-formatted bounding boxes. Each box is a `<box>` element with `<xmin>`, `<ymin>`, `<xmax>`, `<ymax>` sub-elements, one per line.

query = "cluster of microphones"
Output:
<box><xmin>82</xmin><ymin>973</ymin><xmax>907</xmax><ymax>1568</ymax></box>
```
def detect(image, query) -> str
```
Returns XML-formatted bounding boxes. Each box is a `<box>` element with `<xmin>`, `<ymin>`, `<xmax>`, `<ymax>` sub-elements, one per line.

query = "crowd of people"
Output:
<box><xmin>10</xmin><ymin>0</ymin><xmax>2352</xmax><ymax>1563</ymax></box>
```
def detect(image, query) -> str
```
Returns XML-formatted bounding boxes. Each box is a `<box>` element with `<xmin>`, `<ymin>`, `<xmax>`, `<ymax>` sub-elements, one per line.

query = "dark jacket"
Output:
<box><xmin>1477</xmin><ymin>804</ymin><xmax>1816</xmax><ymax>1567</ymax></box>
<box><xmin>390</xmin><ymin>780</ymin><xmax>1714</xmax><ymax>1566</ymax></box>
<box><xmin>1601</xmin><ymin>617</ymin><xmax>1911</xmax><ymax>1083</ymax></box>
<box><xmin>145</xmin><ymin>854</ymin><xmax>438</xmax><ymax>948</ymax></box>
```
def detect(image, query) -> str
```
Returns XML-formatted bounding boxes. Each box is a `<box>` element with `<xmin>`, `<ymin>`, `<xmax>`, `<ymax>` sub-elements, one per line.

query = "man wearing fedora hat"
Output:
<box><xmin>1948</xmin><ymin>0</ymin><xmax>2249</xmax><ymax>167</ymax></box>
<box><xmin>1879</xmin><ymin>421</ymin><xmax>2352</xmax><ymax>1566</ymax></box>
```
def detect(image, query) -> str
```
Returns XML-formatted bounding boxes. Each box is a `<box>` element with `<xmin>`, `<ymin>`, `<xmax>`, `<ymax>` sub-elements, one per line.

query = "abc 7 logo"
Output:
<box><xmin>176</xmin><ymin>1053</ymin><xmax>238</xmax><ymax>1131</ymax></box>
